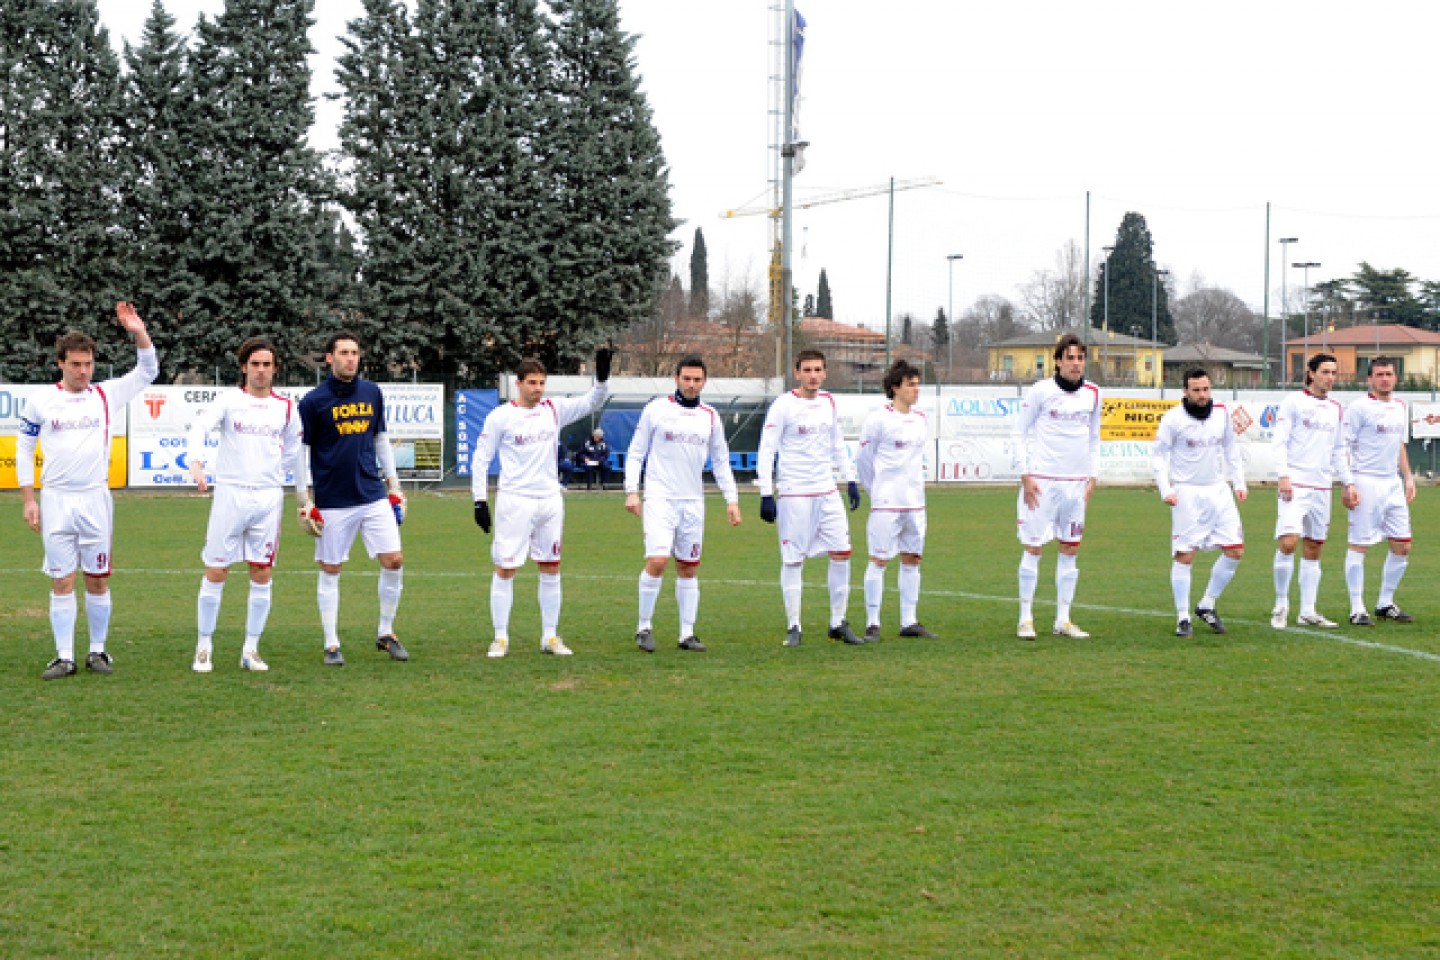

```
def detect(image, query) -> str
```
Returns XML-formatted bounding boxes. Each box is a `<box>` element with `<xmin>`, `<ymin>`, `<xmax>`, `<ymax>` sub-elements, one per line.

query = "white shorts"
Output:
<box><xmin>867</xmin><ymin>509</ymin><xmax>927</xmax><ymax>561</ymax></box>
<box><xmin>1348</xmin><ymin>474</ymin><xmax>1411</xmax><ymax>546</ymax></box>
<box><xmin>643</xmin><ymin>498</ymin><xmax>706</xmax><ymax>563</ymax></box>
<box><xmin>39</xmin><ymin>487</ymin><xmax>113</xmax><ymax>578</ymax></box>
<box><xmin>492</xmin><ymin>492</ymin><xmax>564</xmax><ymax>569</ymax></box>
<box><xmin>315</xmin><ymin>499</ymin><xmax>402</xmax><ymax>565</ymax></box>
<box><xmin>1275</xmin><ymin>485</ymin><xmax>1332</xmax><ymax>542</ymax></box>
<box><xmin>1017</xmin><ymin>478</ymin><xmax>1088</xmax><ymax>547</ymax></box>
<box><xmin>777</xmin><ymin>491</ymin><xmax>852</xmax><ymax>563</ymax></box>
<box><xmin>202</xmin><ymin>485</ymin><xmax>283</xmax><ymax>568</ymax></box>
<box><xmin>1169</xmin><ymin>483</ymin><xmax>1243</xmax><ymax>554</ymax></box>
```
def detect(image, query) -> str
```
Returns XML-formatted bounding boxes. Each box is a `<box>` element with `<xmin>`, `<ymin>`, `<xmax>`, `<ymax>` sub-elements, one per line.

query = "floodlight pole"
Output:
<box><xmin>1278</xmin><ymin>237</ymin><xmax>1298</xmax><ymax>381</ymax></box>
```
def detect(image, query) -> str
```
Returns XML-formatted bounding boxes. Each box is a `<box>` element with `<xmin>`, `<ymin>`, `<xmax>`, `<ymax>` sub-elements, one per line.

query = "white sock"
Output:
<box><xmin>898</xmin><ymin>563</ymin><xmax>921</xmax><ymax>626</ymax></box>
<box><xmin>538</xmin><ymin>572</ymin><xmax>562</xmax><ymax>639</ymax></box>
<box><xmin>1171</xmin><ymin>560</ymin><xmax>1192</xmax><ymax>618</ymax></box>
<box><xmin>245</xmin><ymin>581</ymin><xmax>272</xmax><ymax>652</ymax></box>
<box><xmin>1018</xmin><ymin>552</ymin><xmax>1040</xmax><ymax>622</ymax></box>
<box><xmin>50</xmin><ymin>592</ymin><xmax>77</xmax><ymax>662</ymax></box>
<box><xmin>317</xmin><ymin>571</ymin><xmax>341</xmax><ymax>647</ymax></box>
<box><xmin>1344</xmin><ymin>549</ymin><xmax>1366</xmax><ymax>614</ymax></box>
<box><xmin>1201</xmin><ymin>555</ymin><xmax>1239</xmax><ymax>607</ymax></box>
<box><xmin>377</xmin><ymin>567</ymin><xmax>403</xmax><ymax>636</ymax></box>
<box><xmin>828</xmin><ymin>557</ymin><xmax>851</xmax><ymax>627</ymax></box>
<box><xmin>1273</xmin><ymin>550</ymin><xmax>1295</xmax><ymax>607</ymax></box>
<box><xmin>1378</xmin><ymin>551</ymin><xmax>1409</xmax><ymax>608</ymax></box>
<box><xmin>197</xmin><ymin>577</ymin><xmax>224</xmax><ymax>644</ymax></box>
<box><xmin>1298</xmin><ymin>558</ymin><xmax>1322</xmax><ymax>616</ymax></box>
<box><xmin>781</xmin><ymin>563</ymin><xmax>804</xmax><ymax>629</ymax></box>
<box><xmin>637</xmin><ymin>571</ymin><xmax>662</xmax><ymax>629</ymax></box>
<box><xmin>675</xmin><ymin>577</ymin><xmax>699</xmax><ymax>639</ymax></box>
<box><xmin>490</xmin><ymin>574</ymin><xmax>513</xmax><ymax>640</ymax></box>
<box><xmin>1055</xmin><ymin>553</ymin><xmax>1079</xmax><ymax>625</ymax></box>
<box><xmin>863</xmin><ymin>562</ymin><xmax>885</xmax><ymax>626</ymax></box>
<box><xmin>86</xmin><ymin>592</ymin><xmax>112</xmax><ymax>653</ymax></box>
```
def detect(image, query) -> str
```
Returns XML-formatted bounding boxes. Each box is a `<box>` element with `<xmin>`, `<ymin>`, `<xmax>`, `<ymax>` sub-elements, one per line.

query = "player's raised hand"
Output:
<box><xmin>594</xmin><ymin>343</ymin><xmax>613</xmax><ymax>382</ymax></box>
<box><xmin>115</xmin><ymin>302</ymin><xmax>145</xmax><ymax>333</ymax></box>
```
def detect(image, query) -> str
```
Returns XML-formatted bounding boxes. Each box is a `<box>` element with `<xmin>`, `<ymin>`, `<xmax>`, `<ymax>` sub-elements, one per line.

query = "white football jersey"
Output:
<box><xmin>1272</xmin><ymin>389</ymin><xmax>1352</xmax><ymax>488</ymax></box>
<box><xmin>1345</xmin><ymin>394</ymin><xmax>1407</xmax><ymax>478</ymax></box>
<box><xmin>756</xmin><ymin>390</ymin><xmax>854</xmax><ymax>497</ymax></box>
<box><xmin>16</xmin><ymin>347</ymin><xmax>159</xmax><ymax>491</ymax></box>
<box><xmin>1014</xmin><ymin>377</ymin><xmax>1101</xmax><ymax>480</ymax></box>
<box><xmin>855</xmin><ymin>403</ymin><xmax>927</xmax><ymax>510</ymax></box>
<box><xmin>471</xmin><ymin>381</ymin><xmax>608</xmax><ymax>500</ymax></box>
<box><xmin>1151</xmin><ymin>402</ymin><xmax>1246</xmax><ymax>499</ymax></box>
<box><xmin>186</xmin><ymin>387</ymin><xmax>302</xmax><ymax>488</ymax></box>
<box><xmin>625</xmin><ymin>395</ymin><xmax>739</xmax><ymax>502</ymax></box>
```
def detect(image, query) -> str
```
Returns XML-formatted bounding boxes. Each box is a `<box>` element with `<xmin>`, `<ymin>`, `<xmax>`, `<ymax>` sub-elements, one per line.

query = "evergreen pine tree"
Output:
<box><xmin>1089</xmin><ymin>212</ymin><xmax>1173</xmax><ymax>343</ymax></box>
<box><xmin>689</xmin><ymin>227</ymin><xmax>709</xmax><ymax>318</ymax></box>
<box><xmin>0</xmin><ymin>0</ymin><xmax>126</xmax><ymax>381</ymax></box>
<box><xmin>181</xmin><ymin>0</ymin><xmax>335</xmax><ymax>378</ymax></box>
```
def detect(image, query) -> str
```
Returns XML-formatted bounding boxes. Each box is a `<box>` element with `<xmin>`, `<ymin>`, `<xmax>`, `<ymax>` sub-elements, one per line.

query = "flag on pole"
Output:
<box><xmin>791</xmin><ymin>9</ymin><xmax>807</xmax><ymax>174</ymax></box>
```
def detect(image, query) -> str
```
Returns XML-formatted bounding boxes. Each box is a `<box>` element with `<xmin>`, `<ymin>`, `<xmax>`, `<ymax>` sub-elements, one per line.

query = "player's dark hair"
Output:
<box><xmin>1305</xmin><ymin>352</ymin><xmax>1337</xmax><ymax>386</ymax></box>
<box><xmin>515</xmin><ymin>358</ymin><xmax>547</xmax><ymax>380</ymax></box>
<box><xmin>795</xmin><ymin>349</ymin><xmax>826</xmax><ymax>370</ymax></box>
<box><xmin>1053</xmin><ymin>333</ymin><xmax>1086</xmax><ymax>361</ymax></box>
<box><xmin>325</xmin><ymin>329</ymin><xmax>362</xmax><ymax>355</ymax></box>
<box><xmin>55</xmin><ymin>331</ymin><xmax>96</xmax><ymax>362</ymax></box>
<box><xmin>883</xmin><ymin>359</ymin><xmax>922</xmax><ymax>399</ymax></box>
<box><xmin>676</xmin><ymin>355</ymin><xmax>707</xmax><ymax>377</ymax></box>
<box><xmin>236</xmin><ymin>337</ymin><xmax>278</xmax><ymax>388</ymax></box>
<box><xmin>1182</xmin><ymin>368</ymin><xmax>1210</xmax><ymax>389</ymax></box>
<box><xmin>1370</xmin><ymin>355</ymin><xmax>1397</xmax><ymax>374</ymax></box>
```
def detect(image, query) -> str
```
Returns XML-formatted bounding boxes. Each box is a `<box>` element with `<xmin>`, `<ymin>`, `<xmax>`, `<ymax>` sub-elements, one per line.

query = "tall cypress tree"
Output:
<box><xmin>1089</xmin><ymin>211</ymin><xmax>1173</xmax><ymax>344</ymax></box>
<box><xmin>0</xmin><ymin>0</ymin><xmax>126</xmax><ymax>381</ymax></box>
<box><xmin>688</xmin><ymin>227</ymin><xmax>709</xmax><ymax>318</ymax></box>
<box><xmin>816</xmin><ymin>268</ymin><xmax>833</xmax><ymax>319</ymax></box>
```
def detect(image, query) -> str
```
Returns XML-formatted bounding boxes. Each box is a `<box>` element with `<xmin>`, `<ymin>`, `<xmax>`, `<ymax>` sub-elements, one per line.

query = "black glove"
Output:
<box><xmin>474</xmin><ymin>500</ymin><xmax>491</xmax><ymax>533</ymax></box>
<box><xmin>847</xmin><ymin>481</ymin><xmax>861</xmax><ymax>511</ymax></box>
<box><xmin>760</xmin><ymin>495</ymin><xmax>777</xmax><ymax>523</ymax></box>
<box><xmin>594</xmin><ymin>344</ymin><xmax>613</xmax><ymax>382</ymax></box>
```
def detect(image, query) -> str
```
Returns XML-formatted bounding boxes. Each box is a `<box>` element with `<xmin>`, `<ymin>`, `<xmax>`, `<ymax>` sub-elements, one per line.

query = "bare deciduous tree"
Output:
<box><xmin>1171</xmin><ymin>286</ymin><xmax>1262</xmax><ymax>352</ymax></box>
<box><xmin>1018</xmin><ymin>240</ymin><xmax>1086</xmax><ymax>332</ymax></box>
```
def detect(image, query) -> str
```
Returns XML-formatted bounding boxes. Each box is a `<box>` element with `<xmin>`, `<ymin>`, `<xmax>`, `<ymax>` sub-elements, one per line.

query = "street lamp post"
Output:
<box><xmin>1152</xmin><ymin>268</ymin><xmax>1169</xmax><ymax>387</ymax></box>
<box><xmin>946</xmin><ymin>253</ymin><xmax>963</xmax><ymax>383</ymax></box>
<box><xmin>1278</xmin><ymin>237</ymin><xmax>1298</xmax><ymax>382</ymax></box>
<box><xmin>1101</xmin><ymin>246</ymin><xmax>1114</xmax><ymax>384</ymax></box>
<box><xmin>1295</xmin><ymin>261</ymin><xmax>1321</xmax><ymax>365</ymax></box>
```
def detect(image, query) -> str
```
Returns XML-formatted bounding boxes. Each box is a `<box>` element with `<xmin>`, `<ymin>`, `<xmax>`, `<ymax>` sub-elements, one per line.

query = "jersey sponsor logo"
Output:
<box><xmin>232</xmin><ymin>419</ymin><xmax>283</xmax><ymax>439</ymax></box>
<box><xmin>512</xmin><ymin>428</ymin><xmax>557</xmax><ymax>446</ymax></box>
<box><xmin>662</xmin><ymin>430</ymin><xmax>709</xmax><ymax>446</ymax></box>
<box><xmin>49</xmin><ymin>415</ymin><xmax>102</xmax><ymax>432</ymax></box>
<box><xmin>1045</xmin><ymin>408</ymin><xmax>1093</xmax><ymax>423</ymax></box>
<box><xmin>1298</xmin><ymin>416</ymin><xmax>1336</xmax><ymax>433</ymax></box>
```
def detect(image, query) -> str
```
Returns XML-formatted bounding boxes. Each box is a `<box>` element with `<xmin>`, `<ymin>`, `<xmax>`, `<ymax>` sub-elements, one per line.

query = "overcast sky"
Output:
<box><xmin>94</xmin><ymin>0</ymin><xmax>1440</xmax><ymax>330</ymax></box>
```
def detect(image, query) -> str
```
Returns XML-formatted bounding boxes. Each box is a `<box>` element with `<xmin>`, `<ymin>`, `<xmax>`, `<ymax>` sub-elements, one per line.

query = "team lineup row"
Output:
<box><xmin>15</xmin><ymin>314</ymin><xmax>1415</xmax><ymax>679</ymax></box>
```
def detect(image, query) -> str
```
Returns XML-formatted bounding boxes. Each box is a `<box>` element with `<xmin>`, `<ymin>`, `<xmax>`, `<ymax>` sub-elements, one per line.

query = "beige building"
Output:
<box><xmin>1283</xmin><ymin>324</ymin><xmax>1440</xmax><ymax>385</ymax></box>
<box><xmin>1163</xmin><ymin>344</ymin><xmax>1267</xmax><ymax>388</ymax></box>
<box><xmin>988</xmin><ymin>328</ymin><xmax>1164</xmax><ymax>386</ymax></box>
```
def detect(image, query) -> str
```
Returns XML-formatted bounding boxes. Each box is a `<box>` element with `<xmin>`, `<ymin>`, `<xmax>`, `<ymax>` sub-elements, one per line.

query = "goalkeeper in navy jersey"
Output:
<box><xmin>295</xmin><ymin>330</ymin><xmax>410</xmax><ymax>666</ymax></box>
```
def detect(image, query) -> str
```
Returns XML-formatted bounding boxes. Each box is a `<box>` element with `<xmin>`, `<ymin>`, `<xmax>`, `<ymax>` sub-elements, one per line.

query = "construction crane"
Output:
<box><xmin>719</xmin><ymin>177</ymin><xmax>941</xmax><ymax>333</ymax></box>
<box><xmin>720</xmin><ymin>176</ymin><xmax>941</xmax><ymax>220</ymax></box>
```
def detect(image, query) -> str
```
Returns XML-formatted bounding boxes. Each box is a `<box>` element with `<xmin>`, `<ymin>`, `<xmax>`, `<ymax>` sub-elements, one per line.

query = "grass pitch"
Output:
<box><xmin>2</xmin><ymin>486</ymin><xmax>1439</xmax><ymax>958</ymax></box>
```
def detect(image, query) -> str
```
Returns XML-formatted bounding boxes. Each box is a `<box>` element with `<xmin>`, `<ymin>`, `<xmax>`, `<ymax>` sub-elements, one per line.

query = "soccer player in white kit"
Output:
<box><xmin>1014</xmin><ymin>334</ymin><xmax>1100</xmax><ymax>640</ymax></box>
<box><xmin>757</xmin><ymin>349</ymin><xmax>863</xmax><ymax>647</ymax></box>
<box><xmin>471</xmin><ymin>348</ymin><xmax>612</xmax><ymax>657</ymax></box>
<box><xmin>624</xmin><ymin>355</ymin><xmax>742</xmax><ymax>653</ymax></box>
<box><xmin>17</xmin><ymin>303</ymin><xmax>158</xmax><ymax>680</ymax></box>
<box><xmin>1151</xmin><ymin>369</ymin><xmax>1247</xmax><ymax>637</ymax></box>
<box><xmin>857</xmin><ymin>359</ymin><xmax>935</xmax><ymax>642</ymax></box>
<box><xmin>1270</xmin><ymin>353</ymin><xmax>1358</xmax><ymax>629</ymax></box>
<box><xmin>1342</xmin><ymin>357</ymin><xmax>1416</xmax><ymax>626</ymax></box>
<box><xmin>186</xmin><ymin>337</ymin><xmax>302</xmax><ymax>672</ymax></box>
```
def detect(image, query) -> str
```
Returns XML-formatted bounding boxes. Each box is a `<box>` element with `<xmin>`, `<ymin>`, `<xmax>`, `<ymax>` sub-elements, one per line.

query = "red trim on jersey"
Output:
<box><xmin>1218</xmin><ymin>542</ymin><xmax>1243</xmax><ymax>550</ymax></box>
<box><xmin>94</xmin><ymin>383</ymin><xmax>112</xmax><ymax>454</ymax></box>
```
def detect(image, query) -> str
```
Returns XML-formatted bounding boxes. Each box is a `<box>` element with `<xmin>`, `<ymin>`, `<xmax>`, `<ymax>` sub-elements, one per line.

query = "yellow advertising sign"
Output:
<box><xmin>1101</xmin><ymin>398</ymin><xmax>1179</xmax><ymax>441</ymax></box>
<box><xmin>0</xmin><ymin>437</ymin><xmax>129</xmax><ymax>489</ymax></box>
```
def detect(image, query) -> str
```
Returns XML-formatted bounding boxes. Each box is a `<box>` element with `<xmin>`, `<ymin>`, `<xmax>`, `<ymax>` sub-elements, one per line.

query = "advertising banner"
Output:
<box><xmin>454</xmin><ymin>389</ymin><xmax>501</xmax><ymax>478</ymax></box>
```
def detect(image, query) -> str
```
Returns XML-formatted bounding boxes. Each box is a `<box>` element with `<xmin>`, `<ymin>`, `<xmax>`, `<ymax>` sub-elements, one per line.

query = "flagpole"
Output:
<box><xmin>780</xmin><ymin>0</ymin><xmax>796</xmax><ymax>377</ymax></box>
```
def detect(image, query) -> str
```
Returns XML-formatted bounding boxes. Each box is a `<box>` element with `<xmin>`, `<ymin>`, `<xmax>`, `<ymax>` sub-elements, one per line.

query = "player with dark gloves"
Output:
<box><xmin>474</xmin><ymin>500</ymin><xmax>491</xmax><ymax>533</ymax></box>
